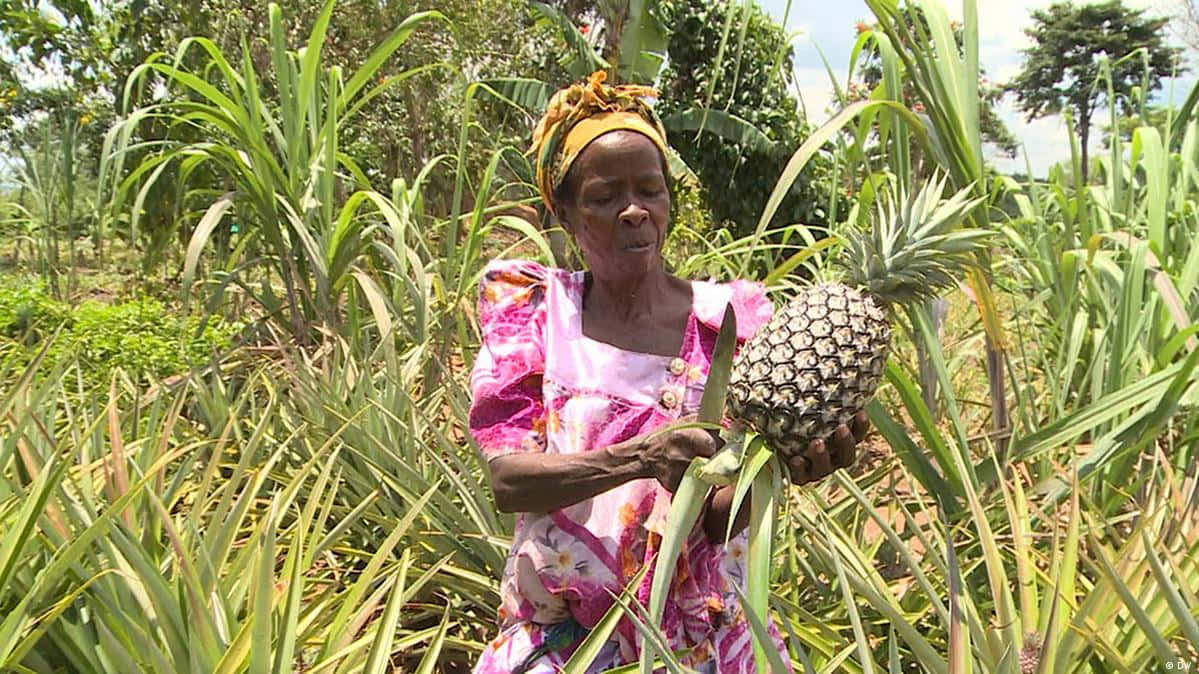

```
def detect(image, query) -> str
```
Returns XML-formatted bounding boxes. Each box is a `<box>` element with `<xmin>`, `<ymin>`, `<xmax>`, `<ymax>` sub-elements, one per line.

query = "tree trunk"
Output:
<box><xmin>1079</xmin><ymin>116</ymin><xmax>1091</xmax><ymax>185</ymax></box>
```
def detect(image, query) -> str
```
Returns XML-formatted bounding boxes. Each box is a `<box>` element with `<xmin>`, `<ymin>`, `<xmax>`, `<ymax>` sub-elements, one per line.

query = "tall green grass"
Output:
<box><xmin>108</xmin><ymin>0</ymin><xmax>449</xmax><ymax>342</ymax></box>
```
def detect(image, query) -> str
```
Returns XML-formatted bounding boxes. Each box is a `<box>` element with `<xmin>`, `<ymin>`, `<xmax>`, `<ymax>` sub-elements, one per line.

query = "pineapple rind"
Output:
<box><xmin>727</xmin><ymin>282</ymin><xmax>891</xmax><ymax>457</ymax></box>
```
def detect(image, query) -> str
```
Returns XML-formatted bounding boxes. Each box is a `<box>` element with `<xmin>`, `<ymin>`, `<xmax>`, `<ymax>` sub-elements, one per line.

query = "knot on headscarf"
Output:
<box><xmin>530</xmin><ymin>71</ymin><xmax>669</xmax><ymax>215</ymax></box>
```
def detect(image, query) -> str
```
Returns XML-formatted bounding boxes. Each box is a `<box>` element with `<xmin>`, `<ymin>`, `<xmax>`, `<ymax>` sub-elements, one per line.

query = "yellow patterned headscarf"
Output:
<box><xmin>530</xmin><ymin>71</ymin><xmax>669</xmax><ymax>215</ymax></box>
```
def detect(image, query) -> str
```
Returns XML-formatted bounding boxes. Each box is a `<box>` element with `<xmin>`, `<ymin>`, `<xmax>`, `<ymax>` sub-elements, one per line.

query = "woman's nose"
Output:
<box><xmin>618</xmin><ymin>200</ymin><xmax>650</xmax><ymax>226</ymax></box>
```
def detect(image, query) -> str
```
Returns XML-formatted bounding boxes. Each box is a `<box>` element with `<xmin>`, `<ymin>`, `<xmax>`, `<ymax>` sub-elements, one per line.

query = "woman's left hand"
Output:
<box><xmin>785</xmin><ymin>411</ymin><xmax>870</xmax><ymax>486</ymax></box>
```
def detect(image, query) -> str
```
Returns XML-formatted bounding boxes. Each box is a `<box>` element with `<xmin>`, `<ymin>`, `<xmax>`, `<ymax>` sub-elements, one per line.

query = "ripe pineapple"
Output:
<box><xmin>727</xmin><ymin>175</ymin><xmax>990</xmax><ymax>458</ymax></box>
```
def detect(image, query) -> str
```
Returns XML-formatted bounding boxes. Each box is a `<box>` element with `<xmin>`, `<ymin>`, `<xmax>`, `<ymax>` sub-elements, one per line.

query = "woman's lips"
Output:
<box><xmin>624</xmin><ymin>241</ymin><xmax>654</xmax><ymax>252</ymax></box>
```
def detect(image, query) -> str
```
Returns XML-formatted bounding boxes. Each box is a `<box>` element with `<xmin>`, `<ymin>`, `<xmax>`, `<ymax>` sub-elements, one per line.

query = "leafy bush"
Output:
<box><xmin>0</xmin><ymin>280</ymin><xmax>70</xmax><ymax>341</ymax></box>
<box><xmin>0</xmin><ymin>278</ymin><xmax>240</xmax><ymax>388</ymax></box>
<box><xmin>656</xmin><ymin>0</ymin><xmax>848</xmax><ymax>237</ymax></box>
<box><xmin>63</xmin><ymin>298</ymin><xmax>240</xmax><ymax>383</ymax></box>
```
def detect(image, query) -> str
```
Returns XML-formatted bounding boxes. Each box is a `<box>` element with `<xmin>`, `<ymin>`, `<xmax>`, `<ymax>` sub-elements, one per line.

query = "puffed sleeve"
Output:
<box><xmin>694</xmin><ymin>278</ymin><xmax>775</xmax><ymax>343</ymax></box>
<box><xmin>726</xmin><ymin>279</ymin><xmax>774</xmax><ymax>341</ymax></box>
<box><xmin>468</xmin><ymin>259</ymin><xmax>550</xmax><ymax>460</ymax></box>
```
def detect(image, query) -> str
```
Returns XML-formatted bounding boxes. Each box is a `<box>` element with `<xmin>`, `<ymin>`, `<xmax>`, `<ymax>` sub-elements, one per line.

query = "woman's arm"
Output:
<box><xmin>488</xmin><ymin>439</ymin><xmax>651</xmax><ymax>513</ymax></box>
<box><xmin>488</xmin><ymin>426</ymin><xmax>718</xmax><ymax>513</ymax></box>
<box><xmin>493</xmin><ymin>415</ymin><xmax>868</xmax><ymax>533</ymax></box>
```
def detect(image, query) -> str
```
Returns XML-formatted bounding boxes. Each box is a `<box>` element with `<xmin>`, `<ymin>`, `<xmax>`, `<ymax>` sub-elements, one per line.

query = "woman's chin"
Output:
<box><xmin>627</xmin><ymin>247</ymin><xmax>664</xmax><ymax>272</ymax></box>
<box><xmin>623</xmin><ymin>244</ymin><xmax>664</xmax><ymax>269</ymax></box>
<box><xmin>592</xmin><ymin>252</ymin><xmax>662</xmax><ymax>282</ymax></box>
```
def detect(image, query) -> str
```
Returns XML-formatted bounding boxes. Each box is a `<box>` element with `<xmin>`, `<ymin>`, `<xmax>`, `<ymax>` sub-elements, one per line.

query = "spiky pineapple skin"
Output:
<box><xmin>727</xmin><ymin>282</ymin><xmax>891</xmax><ymax>458</ymax></box>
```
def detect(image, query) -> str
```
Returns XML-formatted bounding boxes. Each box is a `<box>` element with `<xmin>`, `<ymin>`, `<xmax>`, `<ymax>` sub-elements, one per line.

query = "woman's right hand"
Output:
<box><xmin>641</xmin><ymin>420</ymin><xmax>722</xmax><ymax>492</ymax></box>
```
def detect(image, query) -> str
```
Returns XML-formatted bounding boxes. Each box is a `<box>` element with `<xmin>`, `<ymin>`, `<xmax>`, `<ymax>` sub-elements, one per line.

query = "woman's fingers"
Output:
<box><xmin>788</xmin><ymin>438</ymin><xmax>832</xmax><ymax>485</ymax></box>
<box><xmin>850</xmin><ymin>410</ymin><xmax>870</xmax><ymax>443</ymax></box>
<box><xmin>674</xmin><ymin>415</ymin><xmax>722</xmax><ymax>455</ymax></box>
<box><xmin>829</xmin><ymin>423</ymin><xmax>856</xmax><ymax>468</ymax></box>
<box><xmin>689</xmin><ymin>428</ymin><xmax>718</xmax><ymax>458</ymax></box>
<box><xmin>787</xmin><ymin>415</ymin><xmax>870</xmax><ymax>487</ymax></box>
<box><xmin>654</xmin><ymin>427</ymin><xmax>723</xmax><ymax>491</ymax></box>
<box><xmin>806</xmin><ymin>438</ymin><xmax>834</xmax><ymax>478</ymax></box>
<box><xmin>787</xmin><ymin>453</ymin><xmax>811</xmax><ymax>485</ymax></box>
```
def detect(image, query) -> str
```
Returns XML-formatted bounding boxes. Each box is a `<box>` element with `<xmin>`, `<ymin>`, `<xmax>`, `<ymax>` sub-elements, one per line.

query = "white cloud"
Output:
<box><xmin>793</xmin><ymin>66</ymin><xmax>842</xmax><ymax>121</ymax></box>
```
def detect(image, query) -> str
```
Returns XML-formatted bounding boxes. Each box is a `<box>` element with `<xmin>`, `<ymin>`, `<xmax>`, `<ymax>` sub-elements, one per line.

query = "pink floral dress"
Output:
<box><xmin>469</xmin><ymin>260</ymin><xmax>791</xmax><ymax>673</ymax></box>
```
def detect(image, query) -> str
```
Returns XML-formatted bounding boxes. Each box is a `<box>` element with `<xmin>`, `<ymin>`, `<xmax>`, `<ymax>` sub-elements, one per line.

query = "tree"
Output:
<box><xmin>655</xmin><ymin>0</ymin><xmax>844</xmax><ymax>237</ymax></box>
<box><xmin>1005</xmin><ymin>1</ymin><xmax>1184</xmax><ymax>183</ymax></box>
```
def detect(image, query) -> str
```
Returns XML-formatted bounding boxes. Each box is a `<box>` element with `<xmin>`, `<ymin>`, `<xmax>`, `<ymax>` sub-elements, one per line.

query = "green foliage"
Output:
<box><xmin>297</xmin><ymin>0</ymin><xmax>561</xmax><ymax>193</ymax></box>
<box><xmin>0</xmin><ymin>2</ymin><xmax>111</xmax><ymax>147</ymax></box>
<box><xmin>655</xmin><ymin>0</ymin><xmax>846</xmax><ymax>238</ymax></box>
<box><xmin>0</xmin><ymin>279</ymin><xmax>239</xmax><ymax>388</ymax></box>
<box><xmin>0</xmin><ymin>281</ymin><xmax>69</xmax><ymax>341</ymax></box>
<box><xmin>116</xmin><ymin>1</ymin><xmax>450</xmax><ymax>340</ymax></box>
<box><xmin>64</xmin><ymin>298</ymin><xmax>239</xmax><ymax>384</ymax></box>
<box><xmin>1</xmin><ymin>0</ymin><xmax>561</xmax><ymax>279</ymax></box>
<box><xmin>534</xmin><ymin>0</ymin><xmax>667</xmax><ymax>85</ymax></box>
<box><xmin>0</xmin><ymin>352</ymin><xmax>493</xmax><ymax>672</ymax></box>
<box><xmin>1005</xmin><ymin>0</ymin><xmax>1185</xmax><ymax>181</ymax></box>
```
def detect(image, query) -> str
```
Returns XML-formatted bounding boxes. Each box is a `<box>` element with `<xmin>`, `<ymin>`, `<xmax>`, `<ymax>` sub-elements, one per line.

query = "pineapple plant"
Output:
<box><xmin>726</xmin><ymin>174</ymin><xmax>990</xmax><ymax>458</ymax></box>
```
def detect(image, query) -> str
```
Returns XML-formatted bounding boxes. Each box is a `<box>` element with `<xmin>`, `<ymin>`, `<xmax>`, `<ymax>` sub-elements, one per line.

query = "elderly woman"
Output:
<box><xmin>469</xmin><ymin>73</ymin><xmax>866</xmax><ymax>673</ymax></box>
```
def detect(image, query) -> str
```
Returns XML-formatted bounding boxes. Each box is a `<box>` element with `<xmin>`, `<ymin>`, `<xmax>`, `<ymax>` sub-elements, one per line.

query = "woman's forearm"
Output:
<box><xmin>492</xmin><ymin>445</ymin><xmax>751</xmax><ymax>543</ymax></box>
<box><xmin>703</xmin><ymin>485</ymin><xmax>751</xmax><ymax>543</ymax></box>
<box><xmin>488</xmin><ymin>438</ymin><xmax>653</xmax><ymax>513</ymax></box>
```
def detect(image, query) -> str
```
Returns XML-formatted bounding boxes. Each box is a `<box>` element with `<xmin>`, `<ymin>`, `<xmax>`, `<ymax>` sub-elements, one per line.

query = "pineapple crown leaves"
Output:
<box><xmin>838</xmin><ymin>174</ymin><xmax>991</xmax><ymax>306</ymax></box>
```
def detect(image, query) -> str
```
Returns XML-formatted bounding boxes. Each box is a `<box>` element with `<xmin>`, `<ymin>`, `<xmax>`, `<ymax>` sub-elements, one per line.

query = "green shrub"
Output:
<box><xmin>61</xmin><ymin>298</ymin><xmax>241</xmax><ymax>384</ymax></box>
<box><xmin>0</xmin><ymin>280</ymin><xmax>70</xmax><ymax>341</ymax></box>
<box><xmin>0</xmin><ymin>278</ymin><xmax>241</xmax><ymax>390</ymax></box>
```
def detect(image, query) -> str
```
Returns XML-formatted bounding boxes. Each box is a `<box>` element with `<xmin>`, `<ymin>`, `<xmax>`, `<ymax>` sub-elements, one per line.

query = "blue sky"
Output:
<box><xmin>758</xmin><ymin>0</ymin><xmax>1197</xmax><ymax>176</ymax></box>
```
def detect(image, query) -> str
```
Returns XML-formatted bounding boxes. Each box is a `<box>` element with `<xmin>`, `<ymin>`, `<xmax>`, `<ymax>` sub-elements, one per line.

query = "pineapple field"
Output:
<box><xmin>2</xmin><ymin>0</ymin><xmax>1198</xmax><ymax>672</ymax></box>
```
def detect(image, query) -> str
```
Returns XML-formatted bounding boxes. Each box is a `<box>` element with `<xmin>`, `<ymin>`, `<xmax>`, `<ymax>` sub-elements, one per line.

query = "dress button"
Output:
<box><xmin>668</xmin><ymin>358</ymin><xmax>687</xmax><ymax>376</ymax></box>
<box><xmin>660</xmin><ymin>389</ymin><xmax>679</xmax><ymax>409</ymax></box>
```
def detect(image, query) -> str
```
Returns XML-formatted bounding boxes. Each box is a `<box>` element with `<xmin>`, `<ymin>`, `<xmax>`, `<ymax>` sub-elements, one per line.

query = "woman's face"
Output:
<box><xmin>558</xmin><ymin>130</ymin><xmax>670</xmax><ymax>283</ymax></box>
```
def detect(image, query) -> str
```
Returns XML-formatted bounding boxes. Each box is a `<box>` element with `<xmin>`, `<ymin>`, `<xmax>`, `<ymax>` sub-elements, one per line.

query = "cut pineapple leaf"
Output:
<box><xmin>698</xmin><ymin>302</ymin><xmax>738</xmax><ymax>425</ymax></box>
<box><xmin>726</xmin><ymin>434</ymin><xmax>769</xmax><ymax>543</ymax></box>
<box><xmin>746</xmin><ymin>456</ymin><xmax>781</xmax><ymax>673</ymax></box>
<box><xmin>639</xmin><ymin>462</ymin><xmax>710</xmax><ymax>674</ymax></box>
<box><xmin>695</xmin><ymin>443</ymin><xmax>743</xmax><ymax>487</ymax></box>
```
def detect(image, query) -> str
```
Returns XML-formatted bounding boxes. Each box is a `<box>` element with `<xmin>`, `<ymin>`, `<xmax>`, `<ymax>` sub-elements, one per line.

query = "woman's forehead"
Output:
<box><xmin>578</xmin><ymin>170</ymin><xmax>664</xmax><ymax>189</ymax></box>
<box><xmin>575</xmin><ymin>132</ymin><xmax>665</xmax><ymax>174</ymax></box>
<box><xmin>579</xmin><ymin>130</ymin><xmax>662</xmax><ymax>159</ymax></box>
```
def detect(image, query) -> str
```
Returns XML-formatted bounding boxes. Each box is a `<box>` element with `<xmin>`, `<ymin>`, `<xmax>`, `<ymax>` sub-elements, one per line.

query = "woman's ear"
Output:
<box><xmin>555</xmin><ymin>206</ymin><xmax>575</xmax><ymax>235</ymax></box>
